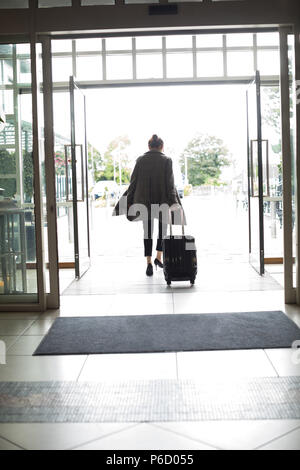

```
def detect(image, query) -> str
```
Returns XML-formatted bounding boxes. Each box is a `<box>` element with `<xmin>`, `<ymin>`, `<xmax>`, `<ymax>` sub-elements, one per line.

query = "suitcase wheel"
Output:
<box><xmin>190</xmin><ymin>279</ymin><xmax>195</xmax><ymax>285</ymax></box>
<box><xmin>167</xmin><ymin>280</ymin><xmax>171</xmax><ymax>286</ymax></box>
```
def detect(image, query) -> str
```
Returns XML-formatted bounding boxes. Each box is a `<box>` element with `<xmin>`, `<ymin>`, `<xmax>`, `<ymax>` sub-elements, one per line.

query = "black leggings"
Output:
<box><xmin>143</xmin><ymin>218</ymin><xmax>168</xmax><ymax>257</ymax></box>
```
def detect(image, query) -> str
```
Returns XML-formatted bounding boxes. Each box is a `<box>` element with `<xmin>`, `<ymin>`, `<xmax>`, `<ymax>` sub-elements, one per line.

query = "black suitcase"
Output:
<box><xmin>162</xmin><ymin>210</ymin><xmax>197</xmax><ymax>286</ymax></box>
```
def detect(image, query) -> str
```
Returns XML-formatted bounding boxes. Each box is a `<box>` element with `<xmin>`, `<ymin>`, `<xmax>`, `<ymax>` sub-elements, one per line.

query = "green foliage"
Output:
<box><xmin>180</xmin><ymin>134</ymin><xmax>230</xmax><ymax>186</ymax></box>
<box><xmin>0</xmin><ymin>149</ymin><xmax>16</xmax><ymax>197</ymax></box>
<box><xmin>23</xmin><ymin>150</ymin><xmax>34</xmax><ymax>202</ymax></box>
<box><xmin>97</xmin><ymin>135</ymin><xmax>131</xmax><ymax>184</ymax></box>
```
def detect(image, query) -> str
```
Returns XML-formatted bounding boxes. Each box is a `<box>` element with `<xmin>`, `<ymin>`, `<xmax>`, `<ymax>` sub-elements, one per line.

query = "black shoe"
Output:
<box><xmin>154</xmin><ymin>258</ymin><xmax>163</xmax><ymax>270</ymax></box>
<box><xmin>146</xmin><ymin>264</ymin><xmax>153</xmax><ymax>277</ymax></box>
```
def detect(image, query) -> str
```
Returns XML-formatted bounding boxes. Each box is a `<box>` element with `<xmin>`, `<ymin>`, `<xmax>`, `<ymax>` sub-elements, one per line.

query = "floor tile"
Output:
<box><xmin>22</xmin><ymin>318</ymin><xmax>56</xmax><ymax>335</ymax></box>
<box><xmin>0</xmin><ymin>423</ymin><xmax>131</xmax><ymax>451</ymax></box>
<box><xmin>258</xmin><ymin>427</ymin><xmax>300</xmax><ymax>450</ymax></box>
<box><xmin>154</xmin><ymin>420</ymin><xmax>300</xmax><ymax>450</ymax></box>
<box><xmin>0</xmin><ymin>355</ymin><xmax>87</xmax><ymax>381</ymax></box>
<box><xmin>177</xmin><ymin>349</ymin><xmax>277</xmax><ymax>379</ymax></box>
<box><xmin>59</xmin><ymin>295</ymin><xmax>115</xmax><ymax>317</ymax></box>
<box><xmin>265</xmin><ymin>348</ymin><xmax>300</xmax><ymax>377</ymax></box>
<box><xmin>74</xmin><ymin>423</ymin><xmax>217</xmax><ymax>450</ymax></box>
<box><xmin>78</xmin><ymin>353</ymin><xmax>177</xmax><ymax>381</ymax></box>
<box><xmin>109</xmin><ymin>293</ymin><xmax>174</xmax><ymax>315</ymax></box>
<box><xmin>0</xmin><ymin>319</ymin><xmax>35</xmax><ymax>336</ymax></box>
<box><xmin>7</xmin><ymin>336</ymin><xmax>44</xmax><ymax>355</ymax></box>
<box><xmin>0</xmin><ymin>436</ymin><xmax>22</xmax><ymax>450</ymax></box>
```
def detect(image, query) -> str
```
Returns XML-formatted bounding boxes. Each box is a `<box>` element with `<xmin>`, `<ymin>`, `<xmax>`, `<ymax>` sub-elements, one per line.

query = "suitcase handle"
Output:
<box><xmin>169</xmin><ymin>205</ymin><xmax>185</xmax><ymax>237</ymax></box>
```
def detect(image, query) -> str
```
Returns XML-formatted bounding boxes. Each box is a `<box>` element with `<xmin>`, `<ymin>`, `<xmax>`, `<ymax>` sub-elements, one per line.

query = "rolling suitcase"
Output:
<box><xmin>162</xmin><ymin>208</ymin><xmax>197</xmax><ymax>286</ymax></box>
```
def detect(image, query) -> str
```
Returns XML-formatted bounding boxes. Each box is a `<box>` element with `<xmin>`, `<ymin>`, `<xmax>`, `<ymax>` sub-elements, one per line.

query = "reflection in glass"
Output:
<box><xmin>0</xmin><ymin>0</ymin><xmax>28</xmax><ymax>7</ymax></box>
<box><xmin>136</xmin><ymin>54</ymin><xmax>163</xmax><ymax>79</ymax></box>
<box><xmin>197</xmin><ymin>52</ymin><xmax>223</xmax><ymax>77</ymax></box>
<box><xmin>106</xmin><ymin>55</ymin><xmax>133</xmax><ymax>80</ymax></box>
<box><xmin>166</xmin><ymin>53</ymin><xmax>193</xmax><ymax>78</ymax></box>
<box><xmin>39</xmin><ymin>0</ymin><xmax>71</xmax><ymax>6</ymax></box>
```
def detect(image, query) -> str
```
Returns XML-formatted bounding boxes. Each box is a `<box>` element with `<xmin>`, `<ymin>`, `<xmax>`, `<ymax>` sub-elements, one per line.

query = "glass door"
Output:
<box><xmin>246</xmin><ymin>71</ymin><xmax>266</xmax><ymax>275</ymax></box>
<box><xmin>69</xmin><ymin>76</ymin><xmax>90</xmax><ymax>278</ymax></box>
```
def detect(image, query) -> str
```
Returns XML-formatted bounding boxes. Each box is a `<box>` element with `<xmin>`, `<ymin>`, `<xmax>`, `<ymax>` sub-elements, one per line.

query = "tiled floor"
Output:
<box><xmin>0</xmin><ymin>255</ymin><xmax>300</xmax><ymax>449</ymax></box>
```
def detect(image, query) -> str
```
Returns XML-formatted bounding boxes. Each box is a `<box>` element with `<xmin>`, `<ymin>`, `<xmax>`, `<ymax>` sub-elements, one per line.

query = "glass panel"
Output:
<box><xmin>257</xmin><ymin>50</ymin><xmax>280</xmax><ymax>76</ymax></box>
<box><xmin>0</xmin><ymin>45</ymin><xmax>13</xmax><ymax>55</ymax></box>
<box><xmin>136</xmin><ymin>53</ymin><xmax>163</xmax><ymax>79</ymax></box>
<box><xmin>288</xmin><ymin>34</ymin><xmax>297</xmax><ymax>286</ymax></box>
<box><xmin>227</xmin><ymin>51</ymin><xmax>254</xmax><ymax>76</ymax></box>
<box><xmin>106</xmin><ymin>55</ymin><xmax>133</xmax><ymax>80</ymax></box>
<box><xmin>226</xmin><ymin>33</ymin><xmax>254</xmax><ymax>47</ymax></box>
<box><xmin>18</xmin><ymin>58</ymin><xmax>31</xmax><ymax>83</ymax></box>
<box><xmin>125</xmin><ymin>0</ymin><xmax>158</xmax><ymax>2</ymax></box>
<box><xmin>76</xmin><ymin>38</ymin><xmax>102</xmax><ymax>52</ymax></box>
<box><xmin>53</xmin><ymin>92</ymin><xmax>74</xmax><ymax>265</ymax></box>
<box><xmin>0</xmin><ymin>0</ymin><xmax>28</xmax><ymax>7</ymax></box>
<box><xmin>0</xmin><ymin>60</ymin><xmax>13</xmax><ymax>85</ymax></box>
<box><xmin>196</xmin><ymin>34</ymin><xmax>223</xmax><ymax>48</ymax></box>
<box><xmin>16</xmin><ymin>44</ymin><xmax>30</xmax><ymax>55</ymax></box>
<box><xmin>166</xmin><ymin>52</ymin><xmax>193</xmax><ymax>78</ymax></box>
<box><xmin>256</xmin><ymin>32</ymin><xmax>279</xmax><ymax>47</ymax></box>
<box><xmin>52</xmin><ymin>40</ymin><xmax>72</xmax><ymax>53</ymax></box>
<box><xmin>76</xmin><ymin>55</ymin><xmax>102</xmax><ymax>81</ymax></box>
<box><xmin>197</xmin><ymin>51</ymin><xmax>223</xmax><ymax>77</ymax></box>
<box><xmin>105</xmin><ymin>37</ymin><xmax>132</xmax><ymax>51</ymax></box>
<box><xmin>0</xmin><ymin>43</ymin><xmax>38</xmax><ymax>302</ymax></box>
<box><xmin>39</xmin><ymin>0</ymin><xmax>71</xmax><ymax>6</ymax></box>
<box><xmin>166</xmin><ymin>35</ymin><xmax>193</xmax><ymax>49</ymax></box>
<box><xmin>52</xmin><ymin>56</ymin><xmax>73</xmax><ymax>82</ymax></box>
<box><xmin>135</xmin><ymin>36</ymin><xmax>162</xmax><ymax>50</ymax></box>
<box><xmin>82</xmin><ymin>0</ymin><xmax>115</xmax><ymax>4</ymax></box>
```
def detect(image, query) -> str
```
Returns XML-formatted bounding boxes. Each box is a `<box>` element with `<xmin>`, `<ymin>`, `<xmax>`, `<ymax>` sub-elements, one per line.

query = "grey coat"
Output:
<box><xmin>113</xmin><ymin>150</ymin><xmax>185</xmax><ymax>225</ymax></box>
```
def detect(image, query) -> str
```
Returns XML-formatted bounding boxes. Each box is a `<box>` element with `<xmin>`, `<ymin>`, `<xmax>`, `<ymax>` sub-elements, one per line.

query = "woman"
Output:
<box><xmin>114</xmin><ymin>134</ymin><xmax>185</xmax><ymax>276</ymax></box>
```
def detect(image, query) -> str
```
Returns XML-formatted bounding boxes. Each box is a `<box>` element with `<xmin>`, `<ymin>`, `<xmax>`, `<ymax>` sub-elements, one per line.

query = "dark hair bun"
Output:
<box><xmin>148</xmin><ymin>134</ymin><xmax>164</xmax><ymax>149</ymax></box>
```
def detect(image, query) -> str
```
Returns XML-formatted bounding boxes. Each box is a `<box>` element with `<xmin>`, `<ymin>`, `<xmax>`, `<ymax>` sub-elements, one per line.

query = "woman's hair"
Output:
<box><xmin>148</xmin><ymin>134</ymin><xmax>164</xmax><ymax>149</ymax></box>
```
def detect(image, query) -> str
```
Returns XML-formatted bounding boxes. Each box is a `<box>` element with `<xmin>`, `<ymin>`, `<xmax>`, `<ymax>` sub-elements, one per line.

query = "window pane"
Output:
<box><xmin>0</xmin><ymin>60</ymin><xmax>13</xmax><ymax>85</ymax></box>
<box><xmin>76</xmin><ymin>38</ymin><xmax>102</xmax><ymax>52</ymax></box>
<box><xmin>166</xmin><ymin>53</ymin><xmax>193</xmax><ymax>78</ymax></box>
<box><xmin>82</xmin><ymin>0</ymin><xmax>115</xmax><ymax>4</ymax></box>
<box><xmin>196</xmin><ymin>34</ymin><xmax>223</xmax><ymax>48</ymax></box>
<box><xmin>106</xmin><ymin>55</ymin><xmax>133</xmax><ymax>80</ymax></box>
<box><xmin>136</xmin><ymin>53</ymin><xmax>163</xmax><ymax>79</ymax></box>
<box><xmin>135</xmin><ymin>36</ymin><xmax>162</xmax><ymax>50</ymax></box>
<box><xmin>166</xmin><ymin>35</ymin><xmax>193</xmax><ymax>49</ymax></box>
<box><xmin>105</xmin><ymin>37</ymin><xmax>132</xmax><ymax>51</ymax></box>
<box><xmin>52</xmin><ymin>40</ymin><xmax>72</xmax><ymax>53</ymax></box>
<box><xmin>39</xmin><ymin>0</ymin><xmax>71</xmax><ymax>6</ymax></box>
<box><xmin>16</xmin><ymin>44</ymin><xmax>30</xmax><ymax>55</ymax></box>
<box><xmin>3</xmin><ymin>90</ymin><xmax>14</xmax><ymax>115</ymax></box>
<box><xmin>18</xmin><ymin>58</ymin><xmax>31</xmax><ymax>83</ymax></box>
<box><xmin>256</xmin><ymin>32</ymin><xmax>279</xmax><ymax>47</ymax></box>
<box><xmin>257</xmin><ymin>50</ymin><xmax>280</xmax><ymax>76</ymax></box>
<box><xmin>76</xmin><ymin>55</ymin><xmax>102</xmax><ymax>80</ymax></box>
<box><xmin>125</xmin><ymin>0</ymin><xmax>158</xmax><ymax>3</ymax></box>
<box><xmin>52</xmin><ymin>57</ymin><xmax>73</xmax><ymax>81</ymax></box>
<box><xmin>0</xmin><ymin>45</ymin><xmax>13</xmax><ymax>55</ymax></box>
<box><xmin>197</xmin><ymin>52</ymin><xmax>223</xmax><ymax>77</ymax></box>
<box><xmin>227</xmin><ymin>51</ymin><xmax>254</xmax><ymax>76</ymax></box>
<box><xmin>226</xmin><ymin>33</ymin><xmax>254</xmax><ymax>47</ymax></box>
<box><xmin>0</xmin><ymin>0</ymin><xmax>28</xmax><ymax>7</ymax></box>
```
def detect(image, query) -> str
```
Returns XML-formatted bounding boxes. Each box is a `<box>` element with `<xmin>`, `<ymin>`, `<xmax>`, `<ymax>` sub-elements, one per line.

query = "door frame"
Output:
<box><xmin>41</xmin><ymin>26</ymin><xmax>297</xmax><ymax>309</ymax></box>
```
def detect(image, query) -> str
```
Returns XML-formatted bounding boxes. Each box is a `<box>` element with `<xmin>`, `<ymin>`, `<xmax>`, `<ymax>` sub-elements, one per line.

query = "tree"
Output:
<box><xmin>98</xmin><ymin>135</ymin><xmax>131</xmax><ymax>184</ymax></box>
<box><xmin>180</xmin><ymin>134</ymin><xmax>230</xmax><ymax>186</ymax></box>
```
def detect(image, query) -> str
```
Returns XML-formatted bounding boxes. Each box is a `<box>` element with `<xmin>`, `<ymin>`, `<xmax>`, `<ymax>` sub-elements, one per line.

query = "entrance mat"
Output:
<box><xmin>0</xmin><ymin>378</ymin><xmax>300</xmax><ymax>422</ymax></box>
<box><xmin>33</xmin><ymin>311</ymin><xmax>300</xmax><ymax>355</ymax></box>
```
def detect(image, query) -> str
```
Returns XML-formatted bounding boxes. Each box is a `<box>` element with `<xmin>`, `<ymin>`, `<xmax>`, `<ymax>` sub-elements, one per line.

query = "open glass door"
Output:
<box><xmin>246</xmin><ymin>71</ymin><xmax>267</xmax><ymax>275</ymax></box>
<box><xmin>69</xmin><ymin>76</ymin><xmax>90</xmax><ymax>278</ymax></box>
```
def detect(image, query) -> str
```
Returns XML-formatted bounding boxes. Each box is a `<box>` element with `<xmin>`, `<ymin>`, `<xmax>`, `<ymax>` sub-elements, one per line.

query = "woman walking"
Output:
<box><xmin>114</xmin><ymin>134</ymin><xmax>185</xmax><ymax>276</ymax></box>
